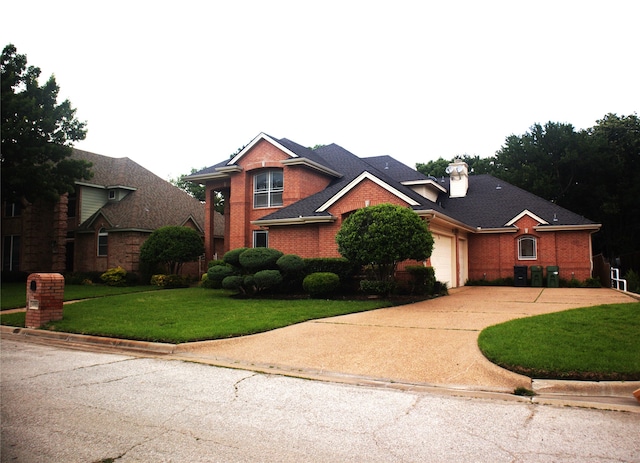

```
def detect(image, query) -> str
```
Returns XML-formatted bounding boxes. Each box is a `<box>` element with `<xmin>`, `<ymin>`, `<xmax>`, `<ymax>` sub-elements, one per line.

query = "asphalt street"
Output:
<box><xmin>2</xmin><ymin>338</ymin><xmax>638</xmax><ymax>463</ymax></box>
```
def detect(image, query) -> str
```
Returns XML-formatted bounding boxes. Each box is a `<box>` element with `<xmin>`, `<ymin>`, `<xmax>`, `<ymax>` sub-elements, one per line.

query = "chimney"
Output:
<box><xmin>446</xmin><ymin>159</ymin><xmax>469</xmax><ymax>198</ymax></box>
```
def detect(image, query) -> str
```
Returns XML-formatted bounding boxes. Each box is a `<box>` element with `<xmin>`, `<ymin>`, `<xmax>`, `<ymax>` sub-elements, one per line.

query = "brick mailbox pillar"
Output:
<box><xmin>25</xmin><ymin>273</ymin><xmax>65</xmax><ymax>329</ymax></box>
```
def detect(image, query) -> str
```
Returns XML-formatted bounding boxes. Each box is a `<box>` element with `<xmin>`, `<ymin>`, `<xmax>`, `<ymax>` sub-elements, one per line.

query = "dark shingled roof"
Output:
<box><xmin>72</xmin><ymin>149</ymin><xmax>216</xmax><ymax>234</ymax></box>
<box><xmin>189</xmin><ymin>134</ymin><xmax>598</xmax><ymax>230</ymax></box>
<box><xmin>437</xmin><ymin>174</ymin><xmax>596</xmax><ymax>229</ymax></box>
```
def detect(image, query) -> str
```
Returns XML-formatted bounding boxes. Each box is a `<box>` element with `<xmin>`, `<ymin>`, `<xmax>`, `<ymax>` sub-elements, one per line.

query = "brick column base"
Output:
<box><xmin>25</xmin><ymin>273</ymin><xmax>65</xmax><ymax>329</ymax></box>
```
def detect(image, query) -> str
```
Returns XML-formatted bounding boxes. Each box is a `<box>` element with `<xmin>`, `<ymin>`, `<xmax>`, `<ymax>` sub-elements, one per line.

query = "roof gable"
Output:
<box><xmin>505</xmin><ymin>209</ymin><xmax>548</xmax><ymax>227</ymax></box>
<box><xmin>72</xmin><ymin>149</ymin><xmax>206</xmax><ymax>232</ymax></box>
<box><xmin>316</xmin><ymin>171</ymin><xmax>421</xmax><ymax>212</ymax></box>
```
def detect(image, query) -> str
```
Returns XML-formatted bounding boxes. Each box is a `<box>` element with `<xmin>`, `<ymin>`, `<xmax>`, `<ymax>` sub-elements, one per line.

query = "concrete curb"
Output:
<box><xmin>1</xmin><ymin>325</ymin><xmax>176</xmax><ymax>354</ymax></box>
<box><xmin>2</xmin><ymin>324</ymin><xmax>639</xmax><ymax>413</ymax></box>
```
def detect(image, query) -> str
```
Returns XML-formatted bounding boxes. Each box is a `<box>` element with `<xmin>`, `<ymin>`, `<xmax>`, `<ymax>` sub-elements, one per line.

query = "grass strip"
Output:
<box><xmin>1</xmin><ymin>283</ymin><xmax>159</xmax><ymax>310</ymax></box>
<box><xmin>478</xmin><ymin>302</ymin><xmax>640</xmax><ymax>381</ymax></box>
<box><xmin>1</xmin><ymin>287</ymin><xmax>391</xmax><ymax>343</ymax></box>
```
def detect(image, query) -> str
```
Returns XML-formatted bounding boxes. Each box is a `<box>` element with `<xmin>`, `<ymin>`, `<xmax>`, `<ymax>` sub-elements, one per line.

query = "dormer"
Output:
<box><xmin>446</xmin><ymin>159</ymin><xmax>469</xmax><ymax>198</ymax></box>
<box><xmin>402</xmin><ymin>178</ymin><xmax>447</xmax><ymax>202</ymax></box>
<box><xmin>107</xmin><ymin>185</ymin><xmax>137</xmax><ymax>202</ymax></box>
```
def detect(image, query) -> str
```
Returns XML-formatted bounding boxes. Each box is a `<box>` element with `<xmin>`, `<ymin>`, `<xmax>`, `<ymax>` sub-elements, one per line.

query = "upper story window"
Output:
<box><xmin>518</xmin><ymin>235</ymin><xmax>537</xmax><ymax>260</ymax></box>
<box><xmin>4</xmin><ymin>202</ymin><xmax>22</xmax><ymax>217</ymax></box>
<box><xmin>108</xmin><ymin>190</ymin><xmax>116</xmax><ymax>200</ymax></box>
<box><xmin>97</xmin><ymin>228</ymin><xmax>108</xmax><ymax>256</ymax></box>
<box><xmin>254</xmin><ymin>170</ymin><xmax>283</xmax><ymax>208</ymax></box>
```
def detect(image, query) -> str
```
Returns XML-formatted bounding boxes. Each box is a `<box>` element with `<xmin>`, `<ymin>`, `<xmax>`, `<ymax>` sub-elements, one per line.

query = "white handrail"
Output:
<box><xmin>610</xmin><ymin>267</ymin><xmax>627</xmax><ymax>292</ymax></box>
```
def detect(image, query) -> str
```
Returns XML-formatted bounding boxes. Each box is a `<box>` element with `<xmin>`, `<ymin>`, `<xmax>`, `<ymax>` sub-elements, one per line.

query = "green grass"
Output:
<box><xmin>1</xmin><ymin>287</ymin><xmax>391</xmax><ymax>343</ymax></box>
<box><xmin>1</xmin><ymin>282</ymin><xmax>159</xmax><ymax>310</ymax></box>
<box><xmin>478</xmin><ymin>302</ymin><xmax>640</xmax><ymax>381</ymax></box>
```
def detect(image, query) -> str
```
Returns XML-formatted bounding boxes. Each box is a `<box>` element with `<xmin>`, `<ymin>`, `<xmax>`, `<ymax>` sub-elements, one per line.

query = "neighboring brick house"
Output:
<box><xmin>186</xmin><ymin>133</ymin><xmax>601</xmax><ymax>288</ymax></box>
<box><xmin>2</xmin><ymin>149</ymin><xmax>222</xmax><ymax>279</ymax></box>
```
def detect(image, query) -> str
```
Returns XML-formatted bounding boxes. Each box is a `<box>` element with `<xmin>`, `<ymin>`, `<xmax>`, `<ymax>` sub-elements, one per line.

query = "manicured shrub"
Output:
<box><xmin>208</xmin><ymin>260</ymin><xmax>228</xmax><ymax>268</ymax></box>
<box><xmin>205</xmin><ymin>265</ymin><xmax>235</xmax><ymax>289</ymax></box>
<box><xmin>360</xmin><ymin>279</ymin><xmax>396</xmax><ymax>296</ymax></box>
<box><xmin>101</xmin><ymin>266</ymin><xmax>127</xmax><ymax>286</ymax></box>
<box><xmin>238</xmin><ymin>248</ymin><xmax>284</xmax><ymax>272</ymax></box>
<box><xmin>223</xmin><ymin>248</ymin><xmax>248</xmax><ymax>269</ymax></box>
<box><xmin>405</xmin><ymin>265</ymin><xmax>436</xmax><ymax>295</ymax></box>
<box><xmin>151</xmin><ymin>274</ymin><xmax>189</xmax><ymax>288</ymax></box>
<box><xmin>253</xmin><ymin>270</ymin><xmax>283</xmax><ymax>292</ymax></box>
<box><xmin>277</xmin><ymin>254</ymin><xmax>305</xmax><ymax>275</ymax></box>
<box><xmin>303</xmin><ymin>258</ymin><xmax>359</xmax><ymax>285</ymax></box>
<box><xmin>222</xmin><ymin>275</ymin><xmax>244</xmax><ymax>292</ymax></box>
<box><xmin>303</xmin><ymin>272</ymin><xmax>340</xmax><ymax>298</ymax></box>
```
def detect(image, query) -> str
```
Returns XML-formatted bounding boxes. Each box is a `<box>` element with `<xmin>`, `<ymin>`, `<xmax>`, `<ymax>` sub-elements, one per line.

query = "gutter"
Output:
<box><xmin>251</xmin><ymin>215</ymin><xmax>337</xmax><ymax>226</ymax></box>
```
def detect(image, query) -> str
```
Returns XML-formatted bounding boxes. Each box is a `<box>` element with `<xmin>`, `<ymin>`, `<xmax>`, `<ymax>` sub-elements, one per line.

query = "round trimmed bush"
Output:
<box><xmin>206</xmin><ymin>265</ymin><xmax>235</xmax><ymax>289</ymax></box>
<box><xmin>222</xmin><ymin>275</ymin><xmax>244</xmax><ymax>291</ymax></box>
<box><xmin>277</xmin><ymin>254</ymin><xmax>305</xmax><ymax>274</ymax></box>
<box><xmin>223</xmin><ymin>248</ymin><xmax>248</xmax><ymax>268</ymax></box>
<box><xmin>254</xmin><ymin>270</ymin><xmax>283</xmax><ymax>291</ymax></box>
<box><xmin>238</xmin><ymin>248</ymin><xmax>284</xmax><ymax>272</ymax></box>
<box><xmin>303</xmin><ymin>272</ymin><xmax>340</xmax><ymax>298</ymax></box>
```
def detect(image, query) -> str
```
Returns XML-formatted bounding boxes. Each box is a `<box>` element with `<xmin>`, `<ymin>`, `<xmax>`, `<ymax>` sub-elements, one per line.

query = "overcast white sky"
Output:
<box><xmin>2</xmin><ymin>0</ymin><xmax>638</xmax><ymax>181</ymax></box>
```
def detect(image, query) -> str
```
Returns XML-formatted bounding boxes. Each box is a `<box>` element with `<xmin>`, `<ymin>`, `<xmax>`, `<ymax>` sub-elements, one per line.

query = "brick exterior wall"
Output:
<box><xmin>268</xmin><ymin>178</ymin><xmax>414</xmax><ymax>258</ymax></box>
<box><xmin>468</xmin><ymin>215</ymin><xmax>594</xmax><ymax>282</ymax></box>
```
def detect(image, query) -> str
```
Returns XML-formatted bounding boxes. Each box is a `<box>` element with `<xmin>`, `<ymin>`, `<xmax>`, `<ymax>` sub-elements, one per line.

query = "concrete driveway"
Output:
<box><xmin>174</xmin><ymin>287</ymin><xmax>639</xmax><ymax>393</ymax></box>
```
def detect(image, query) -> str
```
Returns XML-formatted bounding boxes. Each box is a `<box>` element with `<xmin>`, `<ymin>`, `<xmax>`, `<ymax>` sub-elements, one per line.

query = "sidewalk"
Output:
<box><xmin>3</xmin><ymin>287</ymin><xmax>639</xmax><ymax>411</ymax></box>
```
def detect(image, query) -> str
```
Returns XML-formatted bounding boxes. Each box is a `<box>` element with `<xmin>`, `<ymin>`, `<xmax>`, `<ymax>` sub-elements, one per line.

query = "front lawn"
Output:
<box><xmin>1</xmin><ymin>282</ymin><xmax>159</xmax><ymax>310</ymax></box>
<box><xmin>0</xmin><ymin>287</ymin><xmax>391</xmax><ymax>343</ymax></box>
<box><xmin>478</xmin><ymin>302</ymin><xmax>640</xmax><ymax>381</ymax></box>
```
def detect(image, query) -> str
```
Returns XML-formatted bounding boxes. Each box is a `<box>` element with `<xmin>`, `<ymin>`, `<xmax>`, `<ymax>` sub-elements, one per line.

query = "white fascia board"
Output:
<box><xmin>228</xmin><ymin>132</ymin><xmax>298</xmax><ymax>165</ymax></box>
<box><xmin>280</xmin><ymin>157</ymin><xmax>342</xmax><ymax>178</ymax></box>
<box><xmin>534</xmin><ymin>223</ymin><xmax>602</xmax><ymax>232</ymax></box>
<box><xmin>251</xmin><ymin>215</ymin><xmax>336</xmax><ymax>226</ymax></box>
<box><xmin>414</xmin><ymin>210</ymin><xmax>477</xmax><ymax>233</ymax></box>
<box><xmin>316</xmin><ymin>171</ymin><xmax>420</xmax><ymax>212</ymax></box>
<box><xmin>401</xmin><ymin>179</ymin><xmax>447</xmax><ymax>194</ymax></box>
<box><xmin>505</xmin><ymin>209</ymin><xmax>549</xmax><ymax>226</ymax></box>
<box><xmin>474</xmin><ymin>227</ymin><xmax>518</xmax><ymax>234</ymax></box>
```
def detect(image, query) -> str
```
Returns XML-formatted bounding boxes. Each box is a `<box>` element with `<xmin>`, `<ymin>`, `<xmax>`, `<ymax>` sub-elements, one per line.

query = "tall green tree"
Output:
<box><xmin>493</xmin><ymin>122</ymin><xmax>584</xmax><ymax>204</ymax></box>
<box><xmin>584</xmin><ymin>113</ymin><xmax>640</xmax><ymax>257</ymax></box>
<box><xmin>417</xmin><ymin>155</ymin><xmax>496</xmax><ymax>178</ymax></box>
<box><xmin>335</xmin><ymin>203</ymin><xmax>433</xmax><ymax>282</ymax></box>
<box><xmin>139</xmin><ymin>226</ymin><xmax>204</xmax><ymax>274</ymax></box>
<box><xmin>171</xmin><ymin>168</ymin><xmax>207</xmax><ymax>201</ymax></box>
<box><xmin>1</xmin><ymin>44</ymin><xmax>92</xmax><ymax>204</ymax></box>
<box><xmin>171</xmin><ymin>168</ymin><xmax>225</xmax><ymax>214</ymax></box>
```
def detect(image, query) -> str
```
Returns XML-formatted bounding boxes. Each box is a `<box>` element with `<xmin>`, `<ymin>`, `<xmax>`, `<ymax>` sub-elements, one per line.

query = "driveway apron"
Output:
<box><xmin>174</xmin><ymin>287</ymin><xmax>638</xmax><ymax>392</ymax></box>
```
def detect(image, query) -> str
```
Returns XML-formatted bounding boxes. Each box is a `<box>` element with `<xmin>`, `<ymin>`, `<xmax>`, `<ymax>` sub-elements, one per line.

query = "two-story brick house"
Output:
<box><xmin>2</xmin><ymin>149</ymin><xmax>222</xmax><ymax>278</ymax></box>
<box><xmin>186</xmin><ymin>133</ymin><xmax>601</xmax><ymax>288</ymax></box>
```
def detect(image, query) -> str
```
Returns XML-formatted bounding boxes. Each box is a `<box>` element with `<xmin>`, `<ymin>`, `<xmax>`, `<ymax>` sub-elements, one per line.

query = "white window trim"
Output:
<box><xmin>253</xmin><ymin>230</ymin><xmax>268</xmax><ymax>248</ymax></box>
<box><xmin>518</xmin><ymin>235</ymin><xmax>537</xmax><ymax>260</ymax></box>
<box><xmin>253</xmin><ymin>170</ymin><xmax>283</xmax><ymax>209</ymax></box>
<box><xmin>97</xmin><ymin>228</ymin><xmax>108</xmax><ymax>256</ymax></box>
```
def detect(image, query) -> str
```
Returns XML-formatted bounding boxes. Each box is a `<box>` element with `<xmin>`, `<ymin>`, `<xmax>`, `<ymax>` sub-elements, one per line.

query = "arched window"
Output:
<box><xmin>97</xmin><ymin>228</ymin><xmax>108</xmax><ymax>256</ymax></box>
<box><xmin>253</xmin><ymin>170</ymin><xmax>283</xmax><ymax>208</ymax></box>
<box><xmin>518</xmin><ymin>235</ymin><xmax>537</xmax><ymax>260</ymax></box>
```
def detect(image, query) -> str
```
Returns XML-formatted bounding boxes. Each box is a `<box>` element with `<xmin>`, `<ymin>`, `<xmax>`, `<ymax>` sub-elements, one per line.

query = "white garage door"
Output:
<box><xmin>431</xmin><ymin>234</ymin><xmax>453</xmax><ymax>288</ymax></box>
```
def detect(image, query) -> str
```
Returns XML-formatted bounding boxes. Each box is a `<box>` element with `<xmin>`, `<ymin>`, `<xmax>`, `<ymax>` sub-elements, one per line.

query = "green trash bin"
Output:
<box><xmin>546</xmin><ymin>266</ymin><xmax>559</xmax><ymax>288</ymax></box>
<box><xmin>530</xmin><ymin>266</ymin><xmax>543</xmax><ymax>287</ymax></box>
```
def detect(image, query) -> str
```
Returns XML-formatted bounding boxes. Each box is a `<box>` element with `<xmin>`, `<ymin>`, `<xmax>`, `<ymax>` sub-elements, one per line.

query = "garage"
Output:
<box><xmin>430</xmin><ymin>233</ymin><xmax>454</xmax><ymax>288</ymax></box>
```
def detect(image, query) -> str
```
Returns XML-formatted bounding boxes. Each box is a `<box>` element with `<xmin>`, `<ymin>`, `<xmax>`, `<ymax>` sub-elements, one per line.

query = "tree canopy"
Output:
<box><xmin>1</xmin><ymin>44</ymin><xmax>92</xmax><ymax>204</ymax></box>
<box><xmin>415</xmin><ymin>113</ymin><xmax>640</xmax><ymax>259</ymax></box>
<box><xmin>139</xmin><ymin>226</ymin><xmax>204</xmax><ymax>274</ymax></box>
<box><xmin>335</xmin><ymin>203</ymin><xmax>433</xmax><ymax>282</ymax></box>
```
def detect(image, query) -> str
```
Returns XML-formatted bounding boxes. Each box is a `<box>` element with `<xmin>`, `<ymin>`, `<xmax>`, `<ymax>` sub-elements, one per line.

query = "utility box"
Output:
<box><xmin>530</xmin><ymin>266</ymin><xmax>543</xmax><ymax>287</ymax></box>
<box><xmin>25</xmin><ymin>273</ymin><xmax>65</xmax><ymax>329</ymax></box>
<box><xmin>514</xmin><ymin>266</ymin><xmax>528</xmax><ymax>287</ymax></box>
<box><xmin>546</xmin><ymin>266</ymin><xmax>560</xmax><ymax>288</ymax></box>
